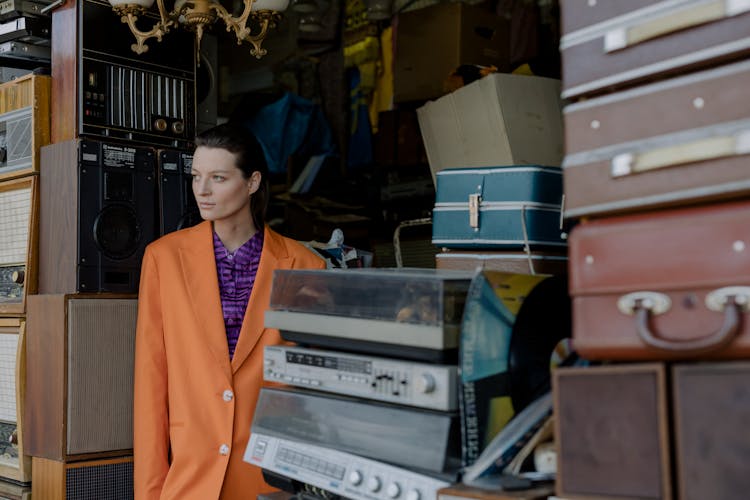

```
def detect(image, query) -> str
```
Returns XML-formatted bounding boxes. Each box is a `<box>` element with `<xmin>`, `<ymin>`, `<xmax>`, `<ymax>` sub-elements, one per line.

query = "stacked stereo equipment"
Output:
<box><xmin>0</xmin><ymin>0</ymin><xmax>53</xmax><ymax>67</ymax></box>
<box><xmin>247</xmin><ymin>267</ymin><xmax>572</xmax><ymax>498</ymax></box>
<box><xmin>556</xmin><ymin>2</ymin><xmax>750</xmax><ymax>499</ymax></box>
<box><xmin>248</xmin><ymin>268</ymin><xmax>471</xmax><ymax>500</ymax></box>
<box><xmin>0</xmin><ymin>74</ymin><xmax>50</xmax><ymax>485</ymax></box>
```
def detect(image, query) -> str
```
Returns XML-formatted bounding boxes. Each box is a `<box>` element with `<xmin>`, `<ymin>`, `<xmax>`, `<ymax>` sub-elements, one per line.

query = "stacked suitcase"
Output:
<box><xmin>555</xmin><ymin>2</ymin><xmax>750</xmax><ymax>499</ymax></box>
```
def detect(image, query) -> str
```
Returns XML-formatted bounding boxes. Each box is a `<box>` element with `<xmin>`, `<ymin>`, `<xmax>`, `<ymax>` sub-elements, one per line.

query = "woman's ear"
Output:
<box><xmin>248</xmin><ymin>171</ymin><xmax>262</xmax><ymax>195</ymax></box>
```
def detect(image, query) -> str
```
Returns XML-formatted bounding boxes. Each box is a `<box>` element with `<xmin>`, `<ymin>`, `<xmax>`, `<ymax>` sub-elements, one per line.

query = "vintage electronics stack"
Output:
<box><xmin>24</xmin><ymin>294</ymin><xmax>137</xmax><ymax>499</ymax></box>
<box><xmin>557</xmin><ymin>2</ymin><xmax>750</xmax><ymax>499</ymax></box>
<box><xmin>158</xmin><ymin>148</ymin><xmax>199</xmax><ymax>235</ymax></box>
<box><xmin>50</xmin><ymin>0</ymin><xmax>195</xmax><ymax>146</ymax></box>
<box><xmin>0</xmin><ymin>74</ymin><xmax>50</xmax><ymax>485</ymax></box>
<box><xmin>0</xmin><ymin>0</ymin><xmax>53</xmax><ymax>67</ymax></box>
<box><xmin>248</xmin><ymin>268</ymin><xmax>474</xmax><ymax>500</ymax></box>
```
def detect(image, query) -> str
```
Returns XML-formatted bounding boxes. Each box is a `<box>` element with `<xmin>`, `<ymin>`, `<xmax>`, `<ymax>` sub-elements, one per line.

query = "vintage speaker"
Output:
<box><xmin>39</xmin><ymin>138</ymin><xmax>157</xmax><ymax>294</ymax></box>
<box><xmin>0</xmin><ymin>318</ymin><xmax>30</xmax><ymax>483</ymax></box>
<box><xmin>25</xmin><ymin>294</ymin><xmax>137</xmax><ymax>461</ymax></box>
<box><xmin>32</xmin><ymin>456</ymin><xmax>133</xmax><ymax>500</ymax></box>
<box><xmin>553</xmin><ymin>364</ymin><xmax>671</xmax><ymax>500</ymax></box>
<box><xmin>158</xmin><ymin>148</ymin><xmax>200</xmax><ymax>235</ymax></box>
<box><xmin>0</xmin><ymin>74</ymin><xmax>50</xmax><ymax>181</ymax></box>
<box><xmin>51</xmin><ymin>0</ymin><xmax>195</xmax><ymax>147</ymax></box>
<box><xmin>195</xmin><ymin>32</ymin><xmax>218</xmax><ymax>134</ymax></box>
<box><xmin>673</xmin><ymin>362</ymin><xmax>750</xmax><ymax>500</ymax></box>
<box><xmin>0</xmin><ymin>174</ymin><xmax>37</xmax><ymax>315</ymax></box>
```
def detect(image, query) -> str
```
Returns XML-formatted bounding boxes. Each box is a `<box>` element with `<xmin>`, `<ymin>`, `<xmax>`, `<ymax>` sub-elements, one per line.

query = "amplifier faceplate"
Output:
<box><xmin>246</xmin><ymin>433</ymin><xmax>452</xmax><ymax>500</ymax></box>
<box><xmin>264</xmin><ymin>345</ymin><xmax>458</xmax><ymax>411</ymax></box>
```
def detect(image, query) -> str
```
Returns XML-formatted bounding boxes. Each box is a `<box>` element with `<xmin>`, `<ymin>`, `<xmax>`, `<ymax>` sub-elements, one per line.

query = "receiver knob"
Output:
<box><xmin>415</xmin><ymin>373</ymin><xmax>436</xmax><ymax>394</ymax></box>
<box><xmin>11</xmin><ymin>270</ymin><xmax>24</xmax><ymax>285</ymax></box>
<box><xmin>366</xmin><ymin>476</ymin><xmax>381</xmax><ymax>492</ymax></box>
<box><xmin>406</xmin><ymin>489</ymin><xmax>421</xmax><ymax>500</ymax></box>
<box><xmin>386</xmin><ymin>482</ymin><xmax>401</xmax><ymax>498</ymax></box>
<box><xmin>154</xmin><ymin>118</ymin><xmax>168</xmax><ymax>132</ymax></box>
<box><xmin>348</xmin><ymin>470</ymin><xmax>363</xmax><ymax>486</ymax></box>
<box><xmin>172</xmin><ymin>121</ymin><xmax>185</xmax><ymax>134</ymax></box>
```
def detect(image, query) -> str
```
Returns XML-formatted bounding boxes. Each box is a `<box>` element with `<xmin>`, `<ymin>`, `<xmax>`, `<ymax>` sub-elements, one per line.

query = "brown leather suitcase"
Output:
<box><xmin>673</xmin><ymin>362</ymin><xmax>750</xmax><ymax>500</ymax></box>
<box><xmin>554</xmin><ymin>363</ymin><xmax>671</xmax><ymax>500</ymax></box>
<box><xmin>560</xmin><ymin>0</ymin><xmax>750</xmax><ymax>99</ymax></box>
<box><xmin>570</xmin><ymin>199</ymin><xmax>750</xmax><ymax>360</ymax></box>
<box><xmin>564</xmin><ymin>59</ymin><xmax>750</xmax><ymax>219</ymax></box>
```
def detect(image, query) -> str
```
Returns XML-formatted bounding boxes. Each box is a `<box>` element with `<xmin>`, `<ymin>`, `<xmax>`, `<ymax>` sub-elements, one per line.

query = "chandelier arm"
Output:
<box><xmin>115</xmin><ymin>7</ymin><xmax>175</xmax><ymax>54</ymax></box>
<box><xmin>209</xmin><ymin>0</ymin><xmax>253</xmax><ymax>41</ymax></box>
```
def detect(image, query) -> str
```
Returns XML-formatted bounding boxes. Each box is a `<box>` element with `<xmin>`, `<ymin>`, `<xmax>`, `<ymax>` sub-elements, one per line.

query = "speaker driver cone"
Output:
<box><xmin>93</xmin><ymin>205</ymin><xmax>142</xmax><ymax>259</ymax></box>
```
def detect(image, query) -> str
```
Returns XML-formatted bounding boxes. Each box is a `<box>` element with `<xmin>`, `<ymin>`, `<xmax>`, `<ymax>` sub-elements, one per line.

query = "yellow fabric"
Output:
<box><xmin>369</xmin><ymin>26</ymin><xmax>394</xmax><ymax>133</ymax></box>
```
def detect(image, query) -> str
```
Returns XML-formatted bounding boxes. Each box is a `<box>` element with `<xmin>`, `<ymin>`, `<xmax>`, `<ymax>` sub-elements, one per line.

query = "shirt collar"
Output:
<box><xmin>212</xmin><ymin>229</ymin><xmax>264</xmax><ymax>266</ymax></box>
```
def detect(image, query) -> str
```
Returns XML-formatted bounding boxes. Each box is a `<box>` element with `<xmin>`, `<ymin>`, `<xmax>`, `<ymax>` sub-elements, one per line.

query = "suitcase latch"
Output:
<box><xmin>469</xmin><ymin>194</ymin><xmax>481</xmax><ymax>229</ymax></box>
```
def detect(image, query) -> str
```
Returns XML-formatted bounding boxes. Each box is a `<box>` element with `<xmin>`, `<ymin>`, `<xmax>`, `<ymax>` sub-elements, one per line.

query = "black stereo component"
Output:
<box><xmin>78</xmin><ymin>0</ymin><xmax>195</xmax><ymax>148</ymax></box>
<box><xmin>39</xmin><ymin>138</ymin><xmax>157</xmax><ymax>294</ymax></box>
<box><xmin>0</xmin><ymin>0</ymin><xmax>49</xmax><ymax>23</ymax></box>
<box><xmin>158</xmin><ymin>148</ymin><xmax>200</xmax><ymax>235</ymax></box>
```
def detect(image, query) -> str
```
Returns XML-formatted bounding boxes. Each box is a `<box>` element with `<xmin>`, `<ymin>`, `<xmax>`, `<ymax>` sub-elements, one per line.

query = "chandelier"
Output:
<box><xmin>107</xmin><ymin>0</ymin><xmax>290</xmax><ymax>58</ymax></box>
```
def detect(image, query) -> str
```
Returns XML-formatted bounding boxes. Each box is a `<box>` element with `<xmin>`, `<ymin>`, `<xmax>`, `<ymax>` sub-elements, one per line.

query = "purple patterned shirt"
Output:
<box><xmin>212</xmin><ymin>230</ymin><xmax>264</xmax><ymax>359</ymax></box>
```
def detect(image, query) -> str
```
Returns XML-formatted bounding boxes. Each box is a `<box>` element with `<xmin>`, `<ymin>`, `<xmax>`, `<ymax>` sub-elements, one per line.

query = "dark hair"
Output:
<box><xmin>194</xmin><ymin>123</ymin><xmax>269</xmax><ymax>228</ymax></box>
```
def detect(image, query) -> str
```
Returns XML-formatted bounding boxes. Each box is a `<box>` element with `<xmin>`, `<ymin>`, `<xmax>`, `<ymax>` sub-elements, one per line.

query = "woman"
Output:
<box><xmin>134</xmin><ymin>124</ymin><xmax>325</xmax><ymax>499</ymax></box>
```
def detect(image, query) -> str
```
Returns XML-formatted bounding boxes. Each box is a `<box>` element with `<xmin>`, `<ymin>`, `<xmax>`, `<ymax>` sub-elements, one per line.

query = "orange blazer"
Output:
<box><xmin>134</xmin><ymin>222</ymin><xmax>325</xmax><ymax>500</ymax></box>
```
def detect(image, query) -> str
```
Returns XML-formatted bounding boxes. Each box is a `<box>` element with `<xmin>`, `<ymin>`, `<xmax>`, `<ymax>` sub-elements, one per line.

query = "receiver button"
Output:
<box><xmin>367</xmin><ymin>476</ymin><xmax>382</xmax><ymax>492</ymax></box>
<box><xmin>386</xmin><ymin>482</ymin><xmax>401</xmax><ymax>498</ymax></box>
<box><xmin>406</xmin><ymin>489</ymin><xmax>421</xmax><ymax>500</ymax></box>
<box><xmin>348</xmin><ymin>470</ymin><xmax>363</xmax><ymax>486</ymax></box>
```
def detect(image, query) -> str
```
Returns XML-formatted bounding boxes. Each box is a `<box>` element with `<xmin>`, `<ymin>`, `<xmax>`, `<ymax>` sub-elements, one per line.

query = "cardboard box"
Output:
<box><xmin>417</xmin><ymin>73</ymin><xmax>563</xmax><ymax>183</ymax></box>
<box><xmin>394</xmin><ymin>2</ymin><xmax>510</xmax><ymax>103</ymax></box>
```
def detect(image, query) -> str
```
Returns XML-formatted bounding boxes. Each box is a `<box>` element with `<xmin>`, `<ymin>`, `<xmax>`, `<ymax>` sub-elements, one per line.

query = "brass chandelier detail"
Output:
<box><xmin>107</xmin><ymin>0</ymin><xmax>289</xmax><ymax>58</ymax></box>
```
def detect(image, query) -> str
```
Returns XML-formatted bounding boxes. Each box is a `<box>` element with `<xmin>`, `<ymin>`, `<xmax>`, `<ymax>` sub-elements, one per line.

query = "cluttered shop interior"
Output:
<box><xmin>0</xmin><ymin>0</ymin><xmax>748</xmax><ymax>499</ymax></box>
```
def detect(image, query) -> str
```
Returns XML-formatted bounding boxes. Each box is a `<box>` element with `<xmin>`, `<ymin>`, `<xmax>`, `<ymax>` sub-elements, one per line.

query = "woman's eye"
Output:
<box><xmin>213</xmin><ymin>175</ymin><xmax>225</xmax><ymax>181</ymax></box>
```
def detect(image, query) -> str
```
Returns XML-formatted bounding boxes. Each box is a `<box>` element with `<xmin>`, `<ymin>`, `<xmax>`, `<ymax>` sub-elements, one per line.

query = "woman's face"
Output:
<box><xmin>191</xmin><ymin>146</ymin><xmax>260</xmax><ymax>226</ymax></box>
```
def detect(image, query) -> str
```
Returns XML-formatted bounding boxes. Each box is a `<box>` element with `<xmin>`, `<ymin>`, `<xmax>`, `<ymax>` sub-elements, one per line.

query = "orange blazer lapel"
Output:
<box><xmin>231</xmin><ymin>227</ymin><xmax>293</xmax><ymax>373</ymax></box>
<box><xmin>178</xmin><ymin>221</ymin><xmax>233</xmax><ymax>384</ymax></box>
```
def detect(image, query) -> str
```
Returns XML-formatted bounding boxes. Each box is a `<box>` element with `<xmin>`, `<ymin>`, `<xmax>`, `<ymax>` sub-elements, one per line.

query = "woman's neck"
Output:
<box><xmin>213</xmin><ymin>219</ymin><xmax>259</xmax><ymax>254</ymax></box>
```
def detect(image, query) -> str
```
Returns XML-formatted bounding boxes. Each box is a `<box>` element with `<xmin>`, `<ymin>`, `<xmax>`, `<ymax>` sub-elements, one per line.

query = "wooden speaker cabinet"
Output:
<box><xmin>673</xmin><ymin>362</ymin><xmax>750</xmax><ymax>500</ymax></box>
<box><xmin>0</xmin><ymin>175</ymin><xmax>38</xmax><ymax>315</ymax></box>
<box><xmin>0</xmin><ymin>318</ymin><xmax>31</xmax><ymax>483</ymax></box>
<box><xmin>32</xmin><ymin>456</ymin><xmax>133</xmax><ymax>500</ymax></box>
<box><xmin>25</xmin><ymin>294</ymin><xmax>137</xmax><ymax>462</ymax></box>
<box><xmin>553</xmin><ymin>364</ymin><xmax>671</xmax><ymax>500</ymax></box>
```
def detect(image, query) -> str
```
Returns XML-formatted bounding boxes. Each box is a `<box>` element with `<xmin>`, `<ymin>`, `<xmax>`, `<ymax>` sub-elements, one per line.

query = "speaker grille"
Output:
<box><xmin>66</xmin><ymin>460</ymin><xmax>133</xmax><ymax>500</ymax></box>
<box><xmin>67</xmin><ymin>299</ymin><xmax>137</xmax><ymax>455</ymax></box>
<box><xmin>555</xmin><ymin>364</ymin><xmax>668</xmax><ymax>499</ymax></box>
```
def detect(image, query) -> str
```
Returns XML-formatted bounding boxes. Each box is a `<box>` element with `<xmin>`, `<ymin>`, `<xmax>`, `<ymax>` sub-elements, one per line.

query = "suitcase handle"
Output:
<box><xmin>619</xmin><ymin>289</ymin><xmax>749</xmax><ymax>355</ymax></box>
<box><xmin>604</xmin><ymin>0</ymin><xmax>750</xmax><ymax>53</ymax></box>
<box><xmin>611</xmin><ymin>129</ymin><xmax>750</xmax><ymax>177</ymax></box>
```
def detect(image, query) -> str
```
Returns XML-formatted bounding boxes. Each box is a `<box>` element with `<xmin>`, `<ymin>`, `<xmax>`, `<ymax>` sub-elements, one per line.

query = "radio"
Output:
<box><xmin>0</xmin><ymin>175</ymin><xmax>38</xmax><ymax>315</ymax></box>
<box><xmin>0</xmin><ymin>317</ymin><xmax>31</xmax><ymax>483</ymax></box>
<box><xmin>246</xmin><ymin>433</ymin><xmax>452</xmax><ymax>500</ymax></box>
<box><xmin>263</xmin><ymin>345</ymin><xmax>458</xmax><ymax>411</ymax></box>
<box><xmin>0</xmin><ymin>73</ymin><xmax>50</xmax><ymax>180</ymax></box>
<box><xmin>0</xmin><ymin>0</ymin><xmax>50</xmax><ymax>22</ymax></box>
<box><xmin>52</xmin><ymin>0</ymin><xmax>195</xmax><ymax>147</ymax></box>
